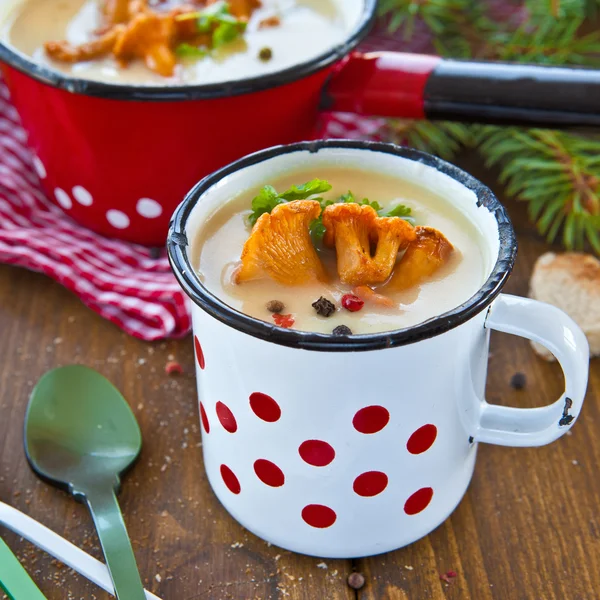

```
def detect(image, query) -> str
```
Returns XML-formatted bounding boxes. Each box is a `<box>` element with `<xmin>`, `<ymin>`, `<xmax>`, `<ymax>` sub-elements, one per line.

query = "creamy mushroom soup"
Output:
<box><xmin>193</xmin><ymin>167</ymin><xmax>489</xmax><ymax>335</ymax></box>
<box><xmin>2</xmin><ymin>0</ymin><xmax>353</xmax><ymax>85</ymax></box>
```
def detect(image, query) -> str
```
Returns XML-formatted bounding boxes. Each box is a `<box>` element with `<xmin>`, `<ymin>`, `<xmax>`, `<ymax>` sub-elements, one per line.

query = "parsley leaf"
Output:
<box><xmin>176</xmin><ymin>44</ymin><xmax>208</xmax><ymax>59</ymax></box>
<box><xmin>379</xmin><ymin>203</ymin><xmax>415</xmax><ymax>223</ymax></box>
<box><xmin>249</xmin><ymin>185</ymin><xmax>284</xmax><ymax>226</ymax></box>
<box><xmin>309</xmin><ymin>218</ymin><xmax>327</xmax><ymax>240</ymax></box>
<box><xmin>338</xmin><ymin>190</ymin><xmax>414</xmax><ymax>223</ymax></box>
<box><xmin>308</xmin><ymin>197</ymin><xmax>335</xmax><ymax>243</ymax></box>
<box><xmin>279</xmin><ymin>179</ymin><xmax>332</xmax><ymax>201</ymax></box>
<box><xmin>213</xmin><ymin>19</ymin><xmax>247</xmax><ymax>48</ymax></box>
<box><xmin>175</xmin><ymin>1</ymin><xmax>246</xmax><ymax>59</ymax></box>
<box><xmin>248</xmin><ymin>179</ymin><xmax>333</xmax><ymax>226</ymax></box>
<box><xmin>339</xmin><ymin>191</ymin><xmax>382</xmax><ymax>212</ymax></box>
<box><xmin>382</xmin><ymin>204</ymin><xmax>411</xmax><ymax>217</ymax></box>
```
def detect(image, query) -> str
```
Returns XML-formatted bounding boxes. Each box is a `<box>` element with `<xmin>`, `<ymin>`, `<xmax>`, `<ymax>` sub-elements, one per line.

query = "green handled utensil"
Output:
<box><xmin>0</xmin><ymin>536</ymin><xmax>47</xmax><ymax>600</ymax></box>
<box><xmin>24</xmin><ymin>365</ymin><xmax>146</xmax><ymax>600</ymax></box>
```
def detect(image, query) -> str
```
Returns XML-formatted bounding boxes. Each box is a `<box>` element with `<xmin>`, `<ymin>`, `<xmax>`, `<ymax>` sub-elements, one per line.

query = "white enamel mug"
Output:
<box><xmin>167</xmin><ymin>141</ymin><xmax>589</xmax><ymax>558</ymax></box>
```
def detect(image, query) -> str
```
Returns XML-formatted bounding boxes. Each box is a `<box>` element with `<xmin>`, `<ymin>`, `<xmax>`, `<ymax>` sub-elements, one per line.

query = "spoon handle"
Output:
<box><xmin>0</xmin><ymin>536</ymin><xmax>48</xmax><ymax>600</ymax></box>
<box><xmin>85</xmin><ymin>487</ymin><xmax>146</xmax><ymax>600</ymax></box>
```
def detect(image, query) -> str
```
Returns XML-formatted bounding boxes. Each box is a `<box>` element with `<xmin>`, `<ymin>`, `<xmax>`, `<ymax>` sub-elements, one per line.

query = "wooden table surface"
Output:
<box><xmin>1</xmin><ymin>154</ymin><xmax>598</xmax><ymax>600</ymax></box>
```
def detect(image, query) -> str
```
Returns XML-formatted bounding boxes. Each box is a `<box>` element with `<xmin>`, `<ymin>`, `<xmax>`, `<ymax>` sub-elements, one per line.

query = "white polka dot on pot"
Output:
<box><xmin>54</xmin><ymin>188</ymin><xmax>72</xmax><ymax>210</ymax></box>
<box><xmin>106</xmin><ymin>209</ymin><xmax>130</xmax><ymax>229</ymax></box>
<box><xmin>136</xmin><ymin>198</ymin><xmax>163</xmax><ymax>219</ymax></box>
<box><xmin>72</xmin><ymin>185</ymin><xmax>93</xmax><ymax>206</ymax></box>
<box><xmin>33</xmin><ymin>156</ymin><xmax>46</xmax><ymax>179</ymax></box>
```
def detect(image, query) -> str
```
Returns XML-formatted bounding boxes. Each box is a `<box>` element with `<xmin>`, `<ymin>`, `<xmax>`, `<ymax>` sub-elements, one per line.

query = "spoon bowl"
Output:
<box><xmin>25</xmin><ymin>365</ymin><xmax>146</xmax><ymax>600</ymax></box>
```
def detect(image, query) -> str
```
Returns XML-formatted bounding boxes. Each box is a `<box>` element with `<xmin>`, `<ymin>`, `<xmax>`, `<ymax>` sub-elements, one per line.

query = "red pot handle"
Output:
<box><xmin>324</xmin><ymin>52</ymin><xmax>600</xmax><ymax>129</ymax></box>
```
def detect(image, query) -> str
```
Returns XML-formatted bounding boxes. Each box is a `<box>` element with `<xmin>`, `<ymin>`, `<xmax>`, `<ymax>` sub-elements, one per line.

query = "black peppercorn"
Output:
<box><xmin>259</xmin><ymin>47</ymin><xmax>273</xmax><ymax>61</ymax></box>
<box><xmin>510</xmin><ymin>372</ymin><xmax>527</xmax><ymax>390</ymax></box>
<box><xmin>266</xmin><ymin>300</ymin><xmax>285</xmax><ymax>313</ymax></box>
<box><xmin>347</xmin><ymin>572</ymin><xmax>365</xmax><ymax>590</ymax></box>
<box><xmin>149</xmin><ymin>247</ymin><xmax>161</xmax><ymax>259</ymax></box>
<box><xmin>312</xmin><ymin>296</ymin><xmax>336</xmax><ymax>317</ymax></box>
<box><xmin>332</xmin><ymin>325</ymin><xmax>352</xmax><ymax>336</ymax></box>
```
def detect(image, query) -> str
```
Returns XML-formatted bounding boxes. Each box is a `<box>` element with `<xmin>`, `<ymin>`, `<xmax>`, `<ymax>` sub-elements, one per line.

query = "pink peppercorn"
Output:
<box><xmin>342</xmin><ymin>294</ymin><xmax>364</xmax><ymax>312</ymax></box>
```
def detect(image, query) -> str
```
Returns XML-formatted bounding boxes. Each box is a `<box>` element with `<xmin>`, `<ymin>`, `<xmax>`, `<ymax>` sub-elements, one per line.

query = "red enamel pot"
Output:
<box><xmin>1</xmin><ymin>0</ymin><xmax>600</xmax><ymax>246</ymax></box>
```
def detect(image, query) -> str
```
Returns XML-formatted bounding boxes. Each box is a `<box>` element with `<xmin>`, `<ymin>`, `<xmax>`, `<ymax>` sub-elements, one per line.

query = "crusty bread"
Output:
<box><xmin>529</xmin><ymin>252</ymin><xmax>599</xmax><ymax>360</ymax></box>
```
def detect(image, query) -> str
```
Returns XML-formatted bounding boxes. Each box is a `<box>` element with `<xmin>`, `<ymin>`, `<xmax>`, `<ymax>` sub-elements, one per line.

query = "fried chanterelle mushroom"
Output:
<box><xmin>45</xmin><ymin>0</ymin><xmax>262</xmax><ymax>77</ymax></box>
<box><xmin>322</xmin><ymin>203</ymin><xmax>416</xmax><ymax>286</ymax></box>
<box><xmin>383</xmin><ymin>226</ymin><xmax>454</xmax><ymax>292</ymax></box>
<box><xmin>235</xmin><ymin>200</ymin><xmax>327</xmax><ymax>285</ymax></box>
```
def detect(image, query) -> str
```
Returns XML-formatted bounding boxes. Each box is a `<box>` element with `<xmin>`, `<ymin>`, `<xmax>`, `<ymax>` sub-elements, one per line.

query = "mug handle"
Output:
<box><xmin>476</xmin><ymin>294</ymin><xmax>589</xmax><ymax>447</ymax></box>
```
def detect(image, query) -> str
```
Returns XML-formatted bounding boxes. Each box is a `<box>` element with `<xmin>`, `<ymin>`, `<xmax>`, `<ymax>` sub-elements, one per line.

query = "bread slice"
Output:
<box><xmin>529</xmin><ymin>252</ymin><xmax>599</xmax><ymax>360</ymax></box>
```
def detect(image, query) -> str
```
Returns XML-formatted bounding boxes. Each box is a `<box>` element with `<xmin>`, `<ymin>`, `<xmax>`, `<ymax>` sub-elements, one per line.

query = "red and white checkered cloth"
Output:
<box><xmin>0</xmin><ymin>25</ymin><xmax>423</xmax><ymax>340</ymax></box>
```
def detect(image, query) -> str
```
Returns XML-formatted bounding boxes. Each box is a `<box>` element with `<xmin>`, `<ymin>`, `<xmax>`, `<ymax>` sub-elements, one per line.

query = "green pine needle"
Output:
<box><xmin>378</xmin><ymin>0</ymin><xmax>493</xmax><ymax>57</ymax></box>
<box><xmin>382</xmin><ymin>120</ymin><xmax>474</xmax><ymax>161</ymax></box>
<box><xmin>490</xmin><ymin>18</ymin><xmax>600</xmax><ymax>65</ymax></box>
<box><xmin>379</xmin><ymin>0</ymin><xmax>464</xmax><ymax>38</ymax></box>
<box><xmin>527</xmin><ymin>0</ymin><xmax>589</xmax><ymax>19</ymax></box>
<box><xmin>477</xmin><ymin>128</ymin><xmax>600</xmax><ymax>251</ymax></box>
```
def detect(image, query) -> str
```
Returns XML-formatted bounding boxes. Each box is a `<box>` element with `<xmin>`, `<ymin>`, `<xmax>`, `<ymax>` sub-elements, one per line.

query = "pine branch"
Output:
<box><xmin>378</xmin><ymin>0</ymin><xmax>467</xmax><ymax>39</ymax></box>
<box><xmin>382</xmin><ymin>120</ymin><xmax>474</xmax><ymax>160</ymax></box>
<box><xmin>378</xmin><ymin>0</ymin><xmax>495</xmax><ymax>57</ymax></box>
<box><xmin>477</xmin><ymin>128</ymin><xmax>600</xmax><ymax>253</ymax></box>
<box><xmin>488</xmin><ymin>17</ymin><xmax>600</xmax><ymax>65</ymax></box>
<box><xmin>527</xmin><ymin>0</ymin><xmax>589</xmax><ymax>18</ymax></box>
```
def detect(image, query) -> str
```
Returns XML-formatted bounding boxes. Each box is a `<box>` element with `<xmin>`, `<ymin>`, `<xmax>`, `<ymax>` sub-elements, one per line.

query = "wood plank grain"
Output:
<box><xmin>0</xmin><ymin>266</ymin><xmax>354</xmax><ymax>600</ymax></box>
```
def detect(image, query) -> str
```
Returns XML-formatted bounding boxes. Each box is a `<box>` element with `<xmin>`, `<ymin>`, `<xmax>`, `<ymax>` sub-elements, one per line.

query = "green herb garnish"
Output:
<box><xmin>278</xmin><ymin>179</ymin><xmax>332</xmax><ymax>201</ymax></box>
<box><xmin>339</xmin><ymin>190</ymin><xmax>382</xmax><ymax>212</ymax></box>
<box><xmin>382</xmin><ymin>203</ymin><xmax>415</xmax><ymax>223</ymax></box>
<box><xmin>338</xmin><ymin>190</ymin><xmax>413</xmax><ymax>221</ymax></box>
<box><xmin>248</xmin><ymin>179</ymin><xmax>333</xmax><ymax>226</ymax></box>
<box><xmin>175</xmin><ymin>1</ymin><xmax>247</xmax><ymax>59</ymax></box>
<box><xmin>249</xmin><ymin>185</ymin><xmax>285</xmax><ymax>226</ymax></box>
<box><xmin>309</xmin><ymin>218</ymin><xmax>327</xmax><ymax>240</ymax></box>
<box><xmin>176</xmin><ymin>44</ymin><xmax>209</xmax><ymax>59</ymax></box>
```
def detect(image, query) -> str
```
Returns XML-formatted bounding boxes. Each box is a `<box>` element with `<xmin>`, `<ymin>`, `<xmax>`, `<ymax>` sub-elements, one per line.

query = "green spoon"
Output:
<box><xmin>0</xmin><ymin>536</ymin><xmax>47</xmax><ymax>599</ymax></box>
<box><xmin>25</xmin><ymin>365</ymin><xmax>146</xmax><ymax>600</ymax></box>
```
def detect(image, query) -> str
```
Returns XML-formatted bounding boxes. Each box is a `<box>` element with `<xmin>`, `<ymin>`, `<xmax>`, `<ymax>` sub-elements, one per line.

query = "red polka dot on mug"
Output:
<box><xmin>254</xmin><ymin>459</ymin><xmax>285</xmax><ymax>487</ymax></box>
<box><xmin>302</xmin><ymin>504</ymin><xmax>337</xmax><ymax>528</ymax></box>
<box><xmin>199</xmin><ymin>402</ymin><xmax>210</xmax><ymax>434</ymax></box>
<box><xmin>407</xmin><ymin>424</ymin><xmax>438</xmax><ymax>455</ymax></box>
<box><xmin>216</xmin><ymin>401</ymin><xmax>237</xmax><ymax>433</ymax></box>
<box><xmin>194</xmin><ymin>336</ymin><xmax>205</xmax><ymax>370</ymax></box>
<box><xmin>220</xmin><ymin>464</ymin><xmax>241</xmax><ymax>494</ymax></box>
<box><xmin>298</xmin><ymin>440</ymin><xmax>335</xmax><ymax>467</ymax></box>
<box><xmin>249</xmin><ymin>392</ymin><xmax>281</xmax><ymax>422</ymax></box>
<box><xmin>404</xmin><ymin>487</ymin><xmax>433</xmax><ymax>515</ymax></box>
<box><xmin>353</xmin><ymin>405</ymin><xmax>390</xmax><ymax>434</ymax></box>
<box><xmin>353</xmin><ymin>471</ymin><xmax>389</xmax><ymax>497</ymax></box>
